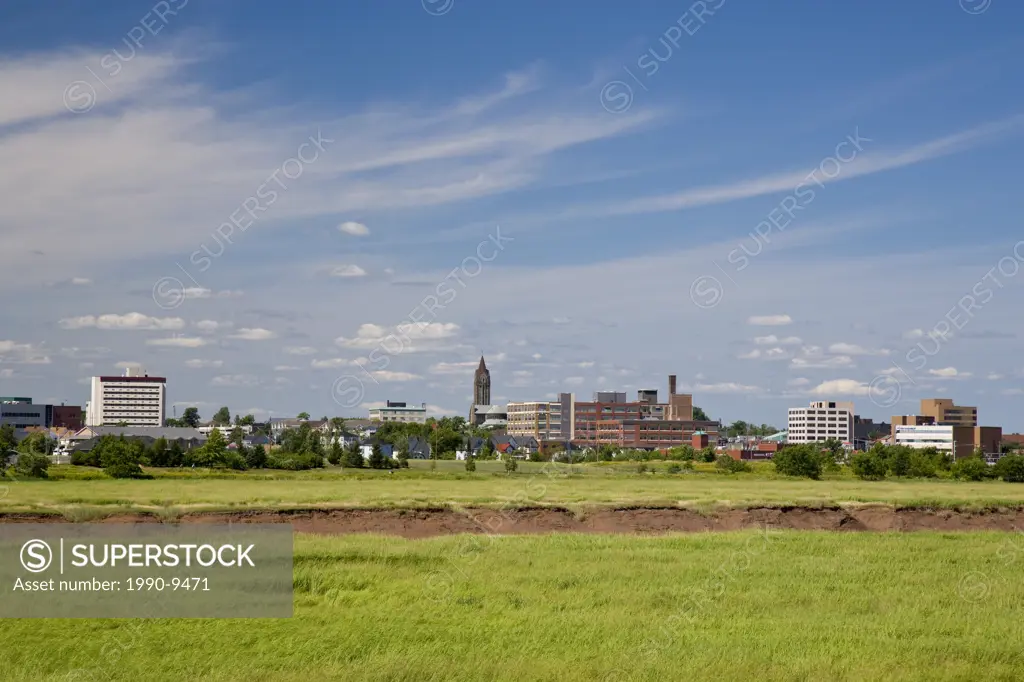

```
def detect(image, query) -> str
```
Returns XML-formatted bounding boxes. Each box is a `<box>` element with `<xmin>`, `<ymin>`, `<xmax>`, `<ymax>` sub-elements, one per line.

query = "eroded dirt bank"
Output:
<box><xmin>3</xmin><ymin>506</ymin><xmax>1024</xmax><ymax>536</ymax></box>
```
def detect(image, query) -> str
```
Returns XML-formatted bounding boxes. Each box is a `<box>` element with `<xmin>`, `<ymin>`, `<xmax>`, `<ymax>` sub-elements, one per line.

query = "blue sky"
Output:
<box><xmin>2</xmin><ymin>0</ymin><xmax>1024</xmax><ymax>429</ymax></box>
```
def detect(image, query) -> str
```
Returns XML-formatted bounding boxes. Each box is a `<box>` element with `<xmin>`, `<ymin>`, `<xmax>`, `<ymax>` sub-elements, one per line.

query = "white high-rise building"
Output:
<box><xmin>86</xmin><ymin>367</ymin><xmax>166</xmax><ymax>427</ymax></box>
<box><xmin>787</xmin><ymin>400</ymin><xmax>854</xmax><ymax>444</ymax></box>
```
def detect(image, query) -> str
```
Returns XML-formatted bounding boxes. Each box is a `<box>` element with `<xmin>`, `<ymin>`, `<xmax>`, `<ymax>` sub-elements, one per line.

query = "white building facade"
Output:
<box><xmin>369</xmin><ymin>401</ymin><xmax>427</xmax><ymax>424</ymax></box>
<box><xmin>85</xmin><ymin>368</ymin><xmax>166</xmax><ymax>427</ymax></box>
<box><xmin>893</xmin><ymin>424</ymin><xmax>955</xmax><ymax>452</ymax></box>
<box><xmin>787</xmin><ymin>401</ymin><xmax>854</xmax><ymax>444</ymax></box>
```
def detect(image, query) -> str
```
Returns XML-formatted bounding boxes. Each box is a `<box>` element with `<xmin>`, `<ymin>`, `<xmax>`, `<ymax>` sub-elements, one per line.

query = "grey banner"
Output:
<box><xmin>0</xmin><ymin>524</ymin><xmax>292</xmax><ymax>618</ymax></box>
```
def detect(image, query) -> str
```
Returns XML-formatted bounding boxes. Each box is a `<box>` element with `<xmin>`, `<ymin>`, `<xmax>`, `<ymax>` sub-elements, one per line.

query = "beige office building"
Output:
<box><xmin>919</xmin><ymin>399</ymin><xmax>977</xmax><ymax>427</ymax></box>
<box><xmin>506</xmin><ymin>401</ymin><xmax>563</xmax><ymax>440</ymax></box>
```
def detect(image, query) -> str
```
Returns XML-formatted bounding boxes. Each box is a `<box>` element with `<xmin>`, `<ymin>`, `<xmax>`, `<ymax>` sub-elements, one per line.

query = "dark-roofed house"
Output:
<box><xmin>407</xmin><ymin>436</ymin><xmax>432</xmax><ymax>459</ymax></box>
<box><xmin>67</xmin><ymin>426</ymin><xmax>205</xmax><ymax>452</ymax></box>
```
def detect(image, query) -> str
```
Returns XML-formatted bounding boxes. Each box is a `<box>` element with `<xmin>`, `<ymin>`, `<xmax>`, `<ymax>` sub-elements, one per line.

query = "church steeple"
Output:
<box><xmin>473</xmin><ymin>355</ymin><xmax>491</xmax><ymax>408</ymax></box>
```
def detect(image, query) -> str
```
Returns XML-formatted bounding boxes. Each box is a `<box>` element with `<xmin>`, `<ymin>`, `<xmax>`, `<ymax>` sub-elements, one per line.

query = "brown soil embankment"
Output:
<box><xmin>2</xmin><ymin>506</ymin><xmax>1024</xmax><ymax>537</ymax></box>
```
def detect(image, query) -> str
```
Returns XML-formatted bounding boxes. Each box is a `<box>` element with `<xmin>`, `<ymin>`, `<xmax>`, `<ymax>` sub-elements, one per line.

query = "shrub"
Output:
<box><xmin>464</xmin><ymin>456</ymin><xmax>476</xmax><ymax>472</ymax></box>
<box><xmin>952</xmin><ymin>456</ymin><xmax>991</xmax><ymax>481</ymax></box>
<box><xmin>682</xmin><ymin>460</ymin><xmax>695</xmax><ymax>470</ymax></box>
<box><xmin>850</xmin><ymin>452</ymin><xmax>886</xmax><ymax>480</ymax></box>
<box><xmin>70</xmin><ymin>449</ymin><xmax>100</xmax><ymax>467</ymax></box>
<box><xmin>700</xmin><ymin>447</ymin><xmax>716</xmax><ymax>463</ymax></box>
<box><xmin>907</xmin><ymin>452</ymin><xmax>938</xmax><ymax>479</ymax></box>
<box><xmin>503</xmin><ymin>453</ymin><xmax>518</xmax><ymax>474</ymax></box>
<box><xmin>636</xmin><ymin>463</ymin><xmax>648</xmax><ymax>474</ymax></box>
<box><xmin>666</xmin><ymin>463</ymin><xmax>682</xmax><ymax>474</ymax></box>
<box><xmin>327</xmin><ymin>441</ymin><xmax>344</xmax><ymax>466</ymax></box>
<box><xmin>773</xmin><ymin>445</ymin><xmax>822</xmax><ymax>479</ymax></box>
<box><xmin>100</xmin><ymin>439</ymin><xmax>146</xmax><ymax>479</ymax></box>
<box><xmin>716</xmin><ymin>455</ymin><xmax>751</xmax><ymax>473</ymax></box>
<box><xmin>245</xmin><ymin>443</ymin><xmax>268</xmax><ymax>469</ymax></box>
<box><xmin>886</xmin><ymin>447</ymin><xmax>912</xmax><ymax>477</ymax></box>
<box><xmin>14</xmin><ymin>452</ymin><xmax>50</xmax><ymax>479</ymax></box>
<box><xmin>994</xmin><ymin>454</ymin><xmax>1024</xmax><ymax>483</ymax></box>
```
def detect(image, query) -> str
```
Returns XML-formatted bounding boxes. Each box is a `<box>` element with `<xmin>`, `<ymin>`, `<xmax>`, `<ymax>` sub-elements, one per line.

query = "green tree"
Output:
<box><xmin>329</xmin><ymin>417</ymin><xmax>346</xmax><ymax>435</ymax></box>
<box><xmin>17</xmin><ymin>432</ymin><xmax>53</xmax><ymax>457</ymax></box>
<box><xmin>480</xmin><ymin>439</ymin><xmax>495</xmax><ymax>460</ymax></box>
<box><xmin>14</xmin><ymin>451</ymin><xmax>50</xmax><ymax>478</ymax></box>
<box><xmin>344</xmin><ymin>441</ymin><xmax>364</xmax><ymax>468</ymax></box>
<box><xmin>773</xmin><ymin>445</ymin><xmax>822</xmax><ymax>479</ymax></box>
<box><xmin>952</xmin><ymin>456</ymin><xmax>991</xmax><ymax>481</ymax></box>
<box><xmin>368</xmin><ymin>442</ymin><xmax>387</xmax><ymax>469</ymax></box>
<box><xmin>850</xmin><ymin>451</ymin><xmax>887</xmax><ymax>480</ymax></box>
<box><xmin>297</xmin><ymin>412</ymin><xmax>311</xmax><ymax>421</ymax></box>
<box><xmin>101</xmin><ymin>437</ymin><xmax>146</xmax><ymax>479</ymax></box>
<box><xmin>994</xmin><ymin>454</ymin><xmax>1024</xmax><ymax>482</ymax></box>
<box><xmin>464</xmin><ymin>454</ymin><xmax>476</xmax><ymax>472</ymax></box>
<box><xmin>212</xmin><ymin>407</ymin><xmax>231</xmax><ymax>426</ymax></box>
<box><xmin>727</xmin><ymin>420</ymin><xmax>749</xmax><ymax>438</ymax></box>
<box><xmin>148</xmin><ymin>437</ymin><xmax>169</xmax><ymax>466</ymax></box>
<box><xmin>192</xmin><ymin>429</ymin><xmax>228</xmax><ymax>467</ymax></box>
<box><xmin>692</xmin><ymin>406</ymin><xmax>710</xmax><ymax>421</ymax></box>
<box><xmin>236</xmin><ymin>414</ymin><xmax>256</xmax><ymax>427</ymax></box>
<box><xmin>822</xmin><ymin>438</ymin><xmax>845</xmax><ymax>467</ymax></box>
<box><xmin>700</xmin><ymin>447</ymin><xmax>716</xmax><ymax>463</ymax></box>
<box><xmin>328</xmin><ymin>440</ymin><xmax>344</xmax><ymax>466</ymax></box>
<box><xmin>0</xmin><ymin>424</ymin><xmax>18</xmax><ymax>454</ymax></box>
<box><xmin>503</xmin><ymin>451</ymin><xmax>518</xmax><ymax>474</ymax></box>
<box><xmin>167</xmin><ymin>440</ymin><xmax>185</xmax><ymax>467</ymax></box>
<box><xmin>181</xmin><ymin>407</ymin><xmax>201</xmax><ymax>428</ymax></box>
<box><xmin>244</xmin><ymin>441</ymin><xmax>267</xmax><ymax>469</ymax></box>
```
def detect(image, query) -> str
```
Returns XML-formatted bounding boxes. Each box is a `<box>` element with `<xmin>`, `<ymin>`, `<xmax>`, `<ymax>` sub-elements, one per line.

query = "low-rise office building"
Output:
<box><xmin>894</xmin><ymin>424</ymin><xmax>1001</xmax><ymax>457</ymax></box>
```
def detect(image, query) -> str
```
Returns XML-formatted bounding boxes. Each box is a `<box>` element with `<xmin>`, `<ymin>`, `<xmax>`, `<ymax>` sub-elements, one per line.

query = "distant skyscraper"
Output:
<box><xmin>474</xmin><ymin>356</ymin><xmax>491</xmax><ymax>407</ymax></box>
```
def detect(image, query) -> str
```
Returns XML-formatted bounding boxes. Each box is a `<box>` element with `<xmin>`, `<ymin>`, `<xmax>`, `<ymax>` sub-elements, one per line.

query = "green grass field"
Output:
<box><xmin>1</xmin><ymin>531</ymin><xmax>1022</xmax><ymax>681</ymax></box>
<box><xmin>3</xmin><ymin>461</ymin><xmax>1024</xmax><ymax>516</ymax></box>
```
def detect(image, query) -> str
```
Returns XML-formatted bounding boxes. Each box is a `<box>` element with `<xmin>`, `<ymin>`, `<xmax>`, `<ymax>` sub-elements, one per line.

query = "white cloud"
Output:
<box><xmin>564</xmin><ymin>376</ymin><xmax>585</xmax><ymax>385</ymax></box>
<box><xmin>788</xmin><ymin>377</ymin><xmax>811</xmax><ymax>387</ymax></box>
<box><xmin>690</xmin><ymin>382</ymin><xmax>761</xmax><ymax>394</ymax></box>
<box><xmin>810</xmin><ymin>379</ymin><xmax>870</xmax><ymax>396</ymax></box>
<box><xmin>59</xmin><ymin>313</ymin><xmax>184</xmax><ymax>331</ymax></box>
<box><xmin>274</xmin><ymin>365</ymin><xmax>300</xmax><ymax>372</ymax></box>
<box><xmin>583</xmin><ymin>117</ymin><xmax>1024</xmax><ymax>218</ymax></box>
<box><xmin>337</xmin><ymin>221</ymin><xmax>370</xmax><ymax>236</ymax></box>
<box><xmin>185</xmin><ymin>359</ymin><xmax>223</xmax><ymax>368</ymax></box>
<box><xmin>790</xmin><ymin>356</ymin><xmax>855</xmax><ymax>369</ymax></box>
<box><xmin>283</xmin><ymin>346</ymin><xmax>317</xmax><ymax>355</ymax></box>
<box><xmin>738</xmin><ymin>349</ymin><xmax>762</xmax><ymax>360</ymax></box>
<box><xmin>903</xmin><ymin>329</ymin><xmax>924</xmax><ymax>339</ymax></box>
<box><xmin>748</xmin><ymin>315</ymin><xmax>792</xmax><ymax>326</ymax></box>
<box><xmin>335</xmin><ymin>322</ymin><xmax>459</xmax><ymax>351</ymax></box>
<box><xmin>371</xmin><ymin>371</ymin><xmax>421</xmax><ymax>382</ymax></box>
<box><xmin>146</xmin><ymin>337</ymin><xmax>207</xmax><ymax>348</ymax></box>
<box><xmin>330</xmin><ymin>264</ymin><xmax>368</xmax><ymax>278</ymax></box>
<box><xmin>195</xmin><ymin>320</ymin><xmax>222</xmax><ymax>333</ymax></box>
<box><xmin>310</xmin><ymin>358</ymin><xmax>354</xmax><ymax>369</ymax></box>
<box><xmin>765</xmin><ymin>348</ymin><xmax>788</xmax><ymax>360</ymax></box>
<box><xmin>828</xmin><ymin>342</ymin><xmax>890</xmax><ymax>356</ymax></box>
<box><xmin>115</xmin><ymin>361</ymin><xmax>143</xmax><ymax>370</ymax></box>
<box><xmin>0</xmin><ymin>368</ymin><xmax>12</xmax><ymax>378</ymax></box>
<box><xmin>987</xmin><ymin>373</ymin><xmax>1004</xmax><ymax>380</ymax></box>
<box><xmin>1002</xmin><ymin>388</ymin><xmax>1024</xmax><ymax>396</ymax></box>
<box><xmin>70</xmin><ymin>277</ymin><xmax>91</xmax><ymax>285</ymax></box>
<box><xmin>577</xmin><ymin>361</ymin><xmax>595</xmax><ymax>368</ymax></box>
<box><xmin>429</xmin><ymin>361</ymin><xmax>479</xmax><ymax>375</ymax></box>
<box><xmin>753</xmin><ymin>335</ymin><xmax>800</xmax><ymax>346</ymax></box>
<box><xmin>230</xmin><ymin>328</ymin><xmax>276</xmax><ymax>341</ymax></box>
<box><xmin>929</xmin><ymin>367</ymin><xmax>970</xmax><ymax>378</ymax></box>
<box><xmin>0</xmin><ymin>340</ymin><xmax>50</xmax><ymax>364</ymax></box>
<box><xmin>211</xmin><ymin>374</ymin><xmax>259</xmax><ymax>387</ymax></box>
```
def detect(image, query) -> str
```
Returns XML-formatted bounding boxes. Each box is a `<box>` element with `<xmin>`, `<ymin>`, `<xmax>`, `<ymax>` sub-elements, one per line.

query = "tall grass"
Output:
<box><xmin>1</xmin><ymin>532</ymin><xmax>1022</xmax><ymax>681</ymax></box>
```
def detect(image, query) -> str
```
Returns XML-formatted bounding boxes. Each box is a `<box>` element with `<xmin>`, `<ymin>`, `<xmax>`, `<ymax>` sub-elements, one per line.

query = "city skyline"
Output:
<box><xmin>2</xmin><ymin>1</ymin><xmax>1023</xmax><ymax>428</ymax></box>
